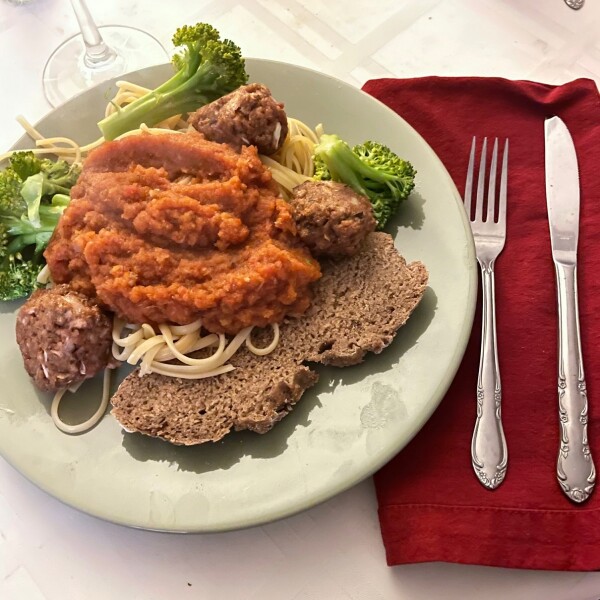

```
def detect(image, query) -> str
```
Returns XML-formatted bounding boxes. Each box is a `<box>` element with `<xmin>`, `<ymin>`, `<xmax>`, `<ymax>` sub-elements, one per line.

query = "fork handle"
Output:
<box><xmin>471</xmin><ymin>259</ymin><xmax>508</xmax><ymax>489</ymax></box>
<box><xmin>554</xmin><ymin>262</ymin><xmax>595</xmax><ymax>502</ymax></box>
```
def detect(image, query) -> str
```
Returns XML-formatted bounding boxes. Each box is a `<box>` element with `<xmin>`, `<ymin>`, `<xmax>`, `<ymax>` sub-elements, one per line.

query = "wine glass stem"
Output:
<box><xmin>70</xmin><ymin>0</ymin><xmax>117</xmax><ymax>68</ymax></box>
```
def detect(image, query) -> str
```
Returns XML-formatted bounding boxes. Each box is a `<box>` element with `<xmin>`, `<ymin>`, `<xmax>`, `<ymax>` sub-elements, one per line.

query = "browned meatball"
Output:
<box><xmin>290</xmin><ymin>181</ymin><xmax>377</xmax><ymax>258</ymax></box>
<box><xmin>187</xmin><ymin>83</ymin><xmax>288</xmax><ymax>155</ymax></box>
<box><xmin>15</xmin><ymin>285</ymin><xmax>113</xmax><ymax>393</ymax></box>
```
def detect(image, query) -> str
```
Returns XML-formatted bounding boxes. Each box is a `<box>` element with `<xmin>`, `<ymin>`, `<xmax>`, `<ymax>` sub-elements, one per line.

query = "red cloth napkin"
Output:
<box><xmin>362</xmin><ymin>76</ymin><xmax>600</xmax><ymax>571</ymax></box>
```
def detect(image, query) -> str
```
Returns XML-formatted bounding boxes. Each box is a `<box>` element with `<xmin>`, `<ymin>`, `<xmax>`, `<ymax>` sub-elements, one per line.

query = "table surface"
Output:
<box><xmin>1</xmin><ymin>1</ymin><xmax>600</xmax><ymax>599</ymax></box>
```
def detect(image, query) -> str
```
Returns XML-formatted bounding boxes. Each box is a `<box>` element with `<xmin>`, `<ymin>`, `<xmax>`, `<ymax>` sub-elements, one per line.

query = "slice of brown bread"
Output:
<box><xmin>110</xmin><ymin>232</ymin><xmax>429</xmax><ymax>445</ymax></box>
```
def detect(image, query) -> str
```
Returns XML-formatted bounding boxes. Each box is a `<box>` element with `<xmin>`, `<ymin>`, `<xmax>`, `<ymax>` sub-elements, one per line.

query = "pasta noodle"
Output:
<box><xmin>51</xmin><ymin>368</ymin><xmax>113</xmax><ymax>434</ymax></box>
<box><xmin>260</xmin><ymin>155</ymin><xmax>310</xmax><ymax>197</ymax></box>
<box><xmin>0</xmin><ymin>81</ymin><xmax>184</xmax><ymax>164</ymax></box>
<box><xmin>262</xmin><ymin>117</ymin><xmax>325</xmax><ymax>197</ymax></box>
<box><xmin>111</xmin><ymin>317</ymin><xmax>279</xmax><ymax>380</ymax></box>
<box><xmin>273</xmin><ymin>118</ymin><xmax>319</xmax><ymax>174</ymax></box>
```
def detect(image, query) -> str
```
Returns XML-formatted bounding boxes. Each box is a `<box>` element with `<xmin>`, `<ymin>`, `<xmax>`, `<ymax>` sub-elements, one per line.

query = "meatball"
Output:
<box><xmin>15</xmin><ymin>285</ymin><xmax>113</xmax><ymax>393</ymax></box>
<box><xmin>187</xmin><ymin>83</ymin><xmax>288</xmax><ymax>155</ymax></box>
<box><xmin>290</xmin><ymin>181</ymin><xmax>377</xmax><ymax>258</ymax></box>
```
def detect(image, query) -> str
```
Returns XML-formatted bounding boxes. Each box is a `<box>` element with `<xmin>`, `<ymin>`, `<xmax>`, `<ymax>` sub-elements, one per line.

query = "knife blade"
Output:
<box><xmin>545</xmin><ymin>115</ymin><xmax>595</xmax><ymax>503</ymax></box>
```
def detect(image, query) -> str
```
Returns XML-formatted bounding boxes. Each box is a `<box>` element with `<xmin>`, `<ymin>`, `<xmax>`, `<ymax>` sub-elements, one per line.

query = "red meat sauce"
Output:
<box><xmin>44</xmin><ymin>131</ymin><xmax>321</xmax><ymax>334</ymax></box>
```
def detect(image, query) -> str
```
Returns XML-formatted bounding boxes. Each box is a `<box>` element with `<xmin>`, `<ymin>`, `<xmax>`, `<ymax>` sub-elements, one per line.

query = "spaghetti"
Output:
<box><xmin>261</xmin><ymin>118</ymin><xmax>325</xmax><ymax>197</ymax></box>
<box><xmin>111</xmin><ymin>318</ymin><xmax>280</xmax><ymax>379</ymax></box>
<box><xmin>0</xmin><ymin>81</ymin><xmax>186</xmax><ymax>164</ymax></box>
<box><xmin>51</xmin><ymin>368</ymin><xmax>113</xmax><ymax>434</ymax></box>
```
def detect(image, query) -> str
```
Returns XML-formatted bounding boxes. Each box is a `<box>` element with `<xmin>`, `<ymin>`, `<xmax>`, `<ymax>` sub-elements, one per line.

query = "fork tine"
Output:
<box><xmin>486</xmin><ymin>138</ymin><xmax>499</xmax><ymax>223</ymax></box>
<box><xmin>464</xmin><ymin>136</ymin><xmax>476</xmax><ymax>219</ymax></box>
<box><xmin>474</xmin><ymin>137</ymin><xmax>487</xmax><ymax>223</ymax></box>
<box><xmin>498</xmin><ymin>139</ymin><xmax>509</xmax><ymax>229</ymax></box>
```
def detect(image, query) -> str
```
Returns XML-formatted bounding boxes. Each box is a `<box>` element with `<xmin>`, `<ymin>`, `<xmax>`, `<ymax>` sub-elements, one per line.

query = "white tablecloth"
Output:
<box><xmin>1</xmin><ymin>1</ymin><xmax>600</xmax><ymax>598</ymax></box>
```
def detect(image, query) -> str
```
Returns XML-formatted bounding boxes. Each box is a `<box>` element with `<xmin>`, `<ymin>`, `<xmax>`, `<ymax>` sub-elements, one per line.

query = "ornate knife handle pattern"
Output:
<box><xmin>471</xmin><ymin>259</ymin><xmax>508</xmax><ymax>489</ymax></box>
<box><xmin>555</xmin><ymin>262</ymin><xmax>595</xmax><ymax>502</ymax></box>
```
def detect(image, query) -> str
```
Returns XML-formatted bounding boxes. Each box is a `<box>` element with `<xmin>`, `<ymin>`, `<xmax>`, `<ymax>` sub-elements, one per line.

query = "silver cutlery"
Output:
<box><xmin>465</xmin><ymin>137</ymin><xmax>509</xmax><ymax>490</ymax></box>
<box><xmin>544</xmin><ymin>116</ymin><xmax>595</xmax><ymax>503</ymax></box>
<box><xmin>564</xmin><ymin>0</ymin><xmax>584</xmax><ymax>10</ymax></box>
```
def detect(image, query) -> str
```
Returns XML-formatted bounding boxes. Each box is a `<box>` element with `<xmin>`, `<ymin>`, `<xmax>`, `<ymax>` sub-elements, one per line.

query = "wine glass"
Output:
<box><xmin>42</xmin><ymin>0</ymin><xmax>169</xmax><ymax>107</ymax></box>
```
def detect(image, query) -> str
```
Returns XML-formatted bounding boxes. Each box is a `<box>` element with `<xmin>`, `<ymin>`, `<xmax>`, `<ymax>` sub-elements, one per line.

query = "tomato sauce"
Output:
<box><xmin>45</xmin><ymin>132</ymin><xmax>321</xmax><ymax>334</ymax></box>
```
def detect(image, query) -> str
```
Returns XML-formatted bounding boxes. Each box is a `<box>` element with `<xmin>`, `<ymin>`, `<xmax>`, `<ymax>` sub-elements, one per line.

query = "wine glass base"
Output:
<box><xmin>42</xmin><ymin>25</ymin><xmax>169</xmax><ymax>108</ymax></box>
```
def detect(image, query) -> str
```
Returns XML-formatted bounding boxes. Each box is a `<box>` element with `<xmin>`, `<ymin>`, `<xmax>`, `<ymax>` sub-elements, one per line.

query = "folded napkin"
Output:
<box><xmin>362</xmin><ymin>76</ymin><xmax>600</xmax><ymax>571</ymax></box>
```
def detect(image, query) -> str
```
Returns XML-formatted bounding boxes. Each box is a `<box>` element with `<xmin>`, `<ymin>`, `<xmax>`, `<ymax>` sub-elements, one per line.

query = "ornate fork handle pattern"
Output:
<box><xmin>471</xmin><ymin>258</ymin><xmax>508</xmax><ymax>489</ymax></box>
<box><xmin>555</xmin><ymin>262</ymin><xmax>595</xmax><ymax>502</ymax></box>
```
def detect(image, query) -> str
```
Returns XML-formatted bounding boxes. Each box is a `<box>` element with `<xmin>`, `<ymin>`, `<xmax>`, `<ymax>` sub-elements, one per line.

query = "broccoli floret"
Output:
<box><xmin>0</xmin><ymin>254</ymin><xmax>41</xmax><ymax>301</ymax></box>
<box><xmin>313</xmin><ymin>154</ymin><xmax>330</xmax><ymax>182</ymax></box>
<box><xmin>312</xmin><ymin>135</ymin><xmax>416</xmax><ymax>229</ymax></box>
<box><xmin>9</xmin><ymin>151</ymin><xmax>52</xmax><ymax>181</ymax></box>
<box><xmin>0</xmin><ymin>223</ymin><xmax>8</xmax><ymax>260</ymax></box>
<box><xmin>0</xmin><ymin>167</ymin><xmax>25</xmax><ymax>217</ymax></box>
<box><xmin>0</xmin><ymin>153</ymin><xmax>78</xmax><ymax>301</ymax></box>
<box><xmin>97</xmin><ymin>23</ymin><xmax>248</xmax><ymax>141</ymax></box>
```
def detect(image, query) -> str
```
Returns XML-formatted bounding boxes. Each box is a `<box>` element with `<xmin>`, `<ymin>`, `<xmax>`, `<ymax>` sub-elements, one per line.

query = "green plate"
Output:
<box><xmin>0</xmin><ymin>60</ymin><xmax>476</xmax><ymax>532</ymax></box>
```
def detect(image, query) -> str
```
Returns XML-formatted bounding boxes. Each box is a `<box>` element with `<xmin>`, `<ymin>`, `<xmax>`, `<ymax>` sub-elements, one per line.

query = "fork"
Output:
<box><xmin>465</xmin><ymin>137</ymin><xmax>509</xmax><ymax>490</ymax></box>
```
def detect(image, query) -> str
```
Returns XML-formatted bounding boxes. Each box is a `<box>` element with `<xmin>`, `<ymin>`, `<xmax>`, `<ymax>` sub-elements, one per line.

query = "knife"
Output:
<box><xmin>545</xmin><ymin>116</ymin><xmax>595</xmax><ymax>503</ymax></box>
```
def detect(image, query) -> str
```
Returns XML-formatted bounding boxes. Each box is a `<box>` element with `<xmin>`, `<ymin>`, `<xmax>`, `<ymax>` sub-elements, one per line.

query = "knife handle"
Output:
<box><xmin>471</xmin><ymin>259</ymin><xmax>508</xmax><ymax>489</ymax></box>
<box><xmin>554</xmin><ymin>262</ymin><xmax>595</xmax><ymax>502</ymax></box>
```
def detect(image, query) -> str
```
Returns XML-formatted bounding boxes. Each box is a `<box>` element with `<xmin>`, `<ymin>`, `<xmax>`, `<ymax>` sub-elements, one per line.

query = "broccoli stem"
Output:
<box><xmin>315</xmin><ymin>135</ymin><xmax>401</xmax><ymax>190</ymax></box>
<box><xmin>97</xmin><ymin>21</ymin><xmax>248</xmax><ymax>141</ymax></box>
<box><xmin>313</xmin><ymin>134</ymin><xmax>416</xmax><ymax>230</ymax></box>
<box><xmin>98</xmin><ymin>91</ymin><xmax>207</xmax><ymax>141</ymax></box>
<box><xmin>49</xmin><ymin>194</ymin><xmax>71</xmax><ymax>207</ymax></box>
<box><xmin>97</xmin><ymin>62</ymin><xmax>218</xmax><ymax>140</ymax></box>
<box><xmin>6</xmin><ymin>234</ymin><xmax>38</xmax><ymax>255</ymax></box>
